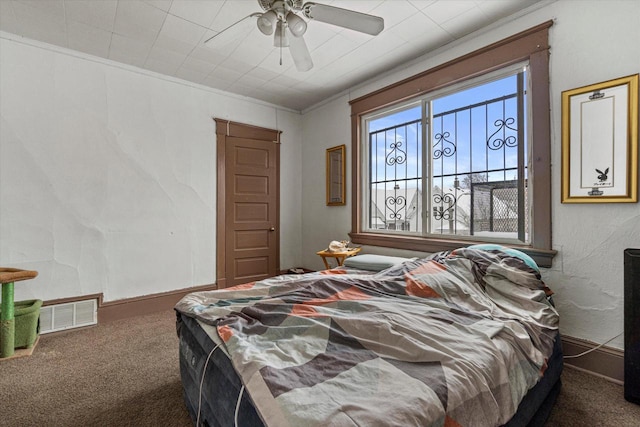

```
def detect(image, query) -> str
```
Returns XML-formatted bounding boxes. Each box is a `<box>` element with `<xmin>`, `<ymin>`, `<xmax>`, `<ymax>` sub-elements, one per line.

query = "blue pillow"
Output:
<box><xmin>343</xmin><ymin>254</ymin><xmax>413</xmax><ymax>271</ymax></box>
<box><xmin>467</xmin><ymin>244</ymin><xmax>539</xmax><ymax>272</ymax></box>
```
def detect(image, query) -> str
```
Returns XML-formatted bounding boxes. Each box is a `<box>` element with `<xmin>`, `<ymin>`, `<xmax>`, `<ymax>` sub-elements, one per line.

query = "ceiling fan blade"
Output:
<box><xmin>303</xmin><ymin>3</ymin><xmax>384</xmax><ymax>35</ymax></box>
<box><xmin>204</xmin><ymin>13</ymin><xmax>261</xmax><ymax>48</ymax></box>
<box><xmin>289</xmin><ymin>33</ymin><xmax>313</xmax><ymax>72</ymax></box>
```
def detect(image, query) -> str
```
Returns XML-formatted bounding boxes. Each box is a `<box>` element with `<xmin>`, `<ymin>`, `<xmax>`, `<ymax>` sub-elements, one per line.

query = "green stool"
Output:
<box><xmin>0</xmin><ymin>268</ymin><xmax>38</xmax><ymax>358</ymax></box>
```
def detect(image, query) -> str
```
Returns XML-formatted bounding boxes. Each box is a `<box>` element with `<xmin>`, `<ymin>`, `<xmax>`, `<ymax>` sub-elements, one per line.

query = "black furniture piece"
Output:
<box><xmin>625</xmin><ymin>248</ymin><xmax>640</xmax><ymax>405</ymax></box>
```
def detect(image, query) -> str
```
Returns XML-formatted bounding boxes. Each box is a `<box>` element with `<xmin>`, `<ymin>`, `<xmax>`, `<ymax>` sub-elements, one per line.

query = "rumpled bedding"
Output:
<box><xmin>175</xmin><ymin>248</ymin><xmax>559</xmax><ymax>427</ymax></box>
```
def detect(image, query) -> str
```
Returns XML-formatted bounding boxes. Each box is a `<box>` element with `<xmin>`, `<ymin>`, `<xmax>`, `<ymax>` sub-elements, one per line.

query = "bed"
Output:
<box><xmin>175</xmin><ymin>247</ymin><xmax>562</xmax><ymax>427</ymax></box>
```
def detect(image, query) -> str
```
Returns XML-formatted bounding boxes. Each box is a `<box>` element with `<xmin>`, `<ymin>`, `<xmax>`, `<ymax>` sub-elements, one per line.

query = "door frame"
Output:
<box><xmin>214</xmin><ymin>118</ymin><xmax>281</xmax><ymax>288</ymax></box>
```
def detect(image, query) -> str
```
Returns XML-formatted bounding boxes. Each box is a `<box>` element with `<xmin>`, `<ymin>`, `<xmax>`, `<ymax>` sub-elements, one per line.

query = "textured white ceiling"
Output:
<box><xmin>0</xmin><ymin>0</ymin><xmax>544</xmax><ymax>111</ymax></box>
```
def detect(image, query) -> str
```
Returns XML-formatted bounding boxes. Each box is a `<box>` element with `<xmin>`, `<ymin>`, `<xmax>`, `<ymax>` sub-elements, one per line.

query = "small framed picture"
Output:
<box><xmin>326</xmin><ymin>145</ymin><xmax>346</xmax><ymax>206</ymax></box>
<box><xmin>561</xmin><ymin>74</ymin><xmax>638</xmax><ymax>203</ymax></box>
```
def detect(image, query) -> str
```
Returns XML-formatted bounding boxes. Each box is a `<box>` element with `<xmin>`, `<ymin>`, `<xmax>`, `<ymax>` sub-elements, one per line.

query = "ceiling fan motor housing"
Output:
<box><xmin>258</xmin><ymin>0</ymin><xmax>304</xmax><ymax>12</ymax></box>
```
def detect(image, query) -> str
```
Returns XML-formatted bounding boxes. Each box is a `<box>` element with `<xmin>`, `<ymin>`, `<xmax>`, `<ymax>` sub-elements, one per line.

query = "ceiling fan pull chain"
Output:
<box><xmin>279</xmin><ymin>19</ymin><xmax>284</xmax><ymax>65</ymax></box>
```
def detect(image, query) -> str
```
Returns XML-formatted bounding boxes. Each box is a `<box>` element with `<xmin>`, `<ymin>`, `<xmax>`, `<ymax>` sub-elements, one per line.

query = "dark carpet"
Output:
<box><xmin>1</xmin><ymin>310</ymin><xmax>639</xmax><ymax>426</ymax></box>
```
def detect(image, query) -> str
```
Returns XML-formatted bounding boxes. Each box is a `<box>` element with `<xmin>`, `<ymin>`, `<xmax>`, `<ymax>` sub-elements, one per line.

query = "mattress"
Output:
<box><xmin>177</xmin><ymin>312</ymin><xmax>563</xmax><ymax>427</ymax></box>
<box><xmin>176</xmin><ymin>248</ymin><xmax>562</xmax><ymax>426</ymax></box>
<box><xmin>178</xmin><ymin>312</ymin><xmax>262</xmax><ymax>427</ymax></box>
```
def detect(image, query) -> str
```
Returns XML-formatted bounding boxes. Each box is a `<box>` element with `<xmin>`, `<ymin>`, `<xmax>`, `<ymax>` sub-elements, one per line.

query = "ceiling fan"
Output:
<box><xmin>204</xmin><ymin>0</ymin><xmax>385</xmax><ymax>72</ymax></box>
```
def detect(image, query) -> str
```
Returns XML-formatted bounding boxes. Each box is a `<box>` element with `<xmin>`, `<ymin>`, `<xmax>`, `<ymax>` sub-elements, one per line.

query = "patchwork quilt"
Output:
<box><xmin>175</xmin><ymin>248</ymin><xmax>559</xmax><ymax>427</ymax></box>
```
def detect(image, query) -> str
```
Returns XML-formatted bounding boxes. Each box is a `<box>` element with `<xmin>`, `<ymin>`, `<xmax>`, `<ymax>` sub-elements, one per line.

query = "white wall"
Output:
<box><xmin>300</xmin><ymin>0</ymin><xmax>640</xmax><ymax>350</ymax></box>
<box><xmin>0</xmin><ymin>34</ymin><xmax>302</xmax><ymax>302</ymax></box>
<box><xmin>1</xmin><ymin>0</ymin><xmax>637</xmax><ymax>350</ymax></box>
<box><xmin>301</xmin><ymin>95</ymin><xmax>350</xmax><ymax>265</ymax></box>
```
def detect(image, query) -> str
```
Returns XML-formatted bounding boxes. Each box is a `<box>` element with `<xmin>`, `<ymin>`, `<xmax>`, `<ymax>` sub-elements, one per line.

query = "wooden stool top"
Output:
<box><xmin>0</xmin><ymin>268</ymin><xmax>38</xmax><ymax>284</ymax></box>
<box><xmin>316</xmin><ymin>247</ymin><xmax>362</xmax><ymax>257</ymax></box>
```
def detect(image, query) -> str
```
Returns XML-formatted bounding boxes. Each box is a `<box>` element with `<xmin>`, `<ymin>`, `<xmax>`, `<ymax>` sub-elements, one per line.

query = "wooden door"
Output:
<box><xmin>215</xmin><ymin>119</ymin><xmax>280</xmax><ymax>288</ymax></box>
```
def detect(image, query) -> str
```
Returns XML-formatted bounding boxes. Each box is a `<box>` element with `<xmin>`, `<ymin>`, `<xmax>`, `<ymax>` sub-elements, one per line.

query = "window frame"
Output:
<box><xmin>362</xmin><ymin>65</ymin><xmax>529</xmax><ymax>243</ymax></box>
<box><xmin>349</xmin><ymin>22</ymin><xmax>555</xmax><ymax>267</ymax></box>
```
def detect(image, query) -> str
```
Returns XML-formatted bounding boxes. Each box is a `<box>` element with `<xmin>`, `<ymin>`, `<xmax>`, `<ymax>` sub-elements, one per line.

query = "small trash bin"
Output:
<box><xmin>0</xmin><ymin>299</ymin><xmax>41</xmax><ymax>349</ymax></box>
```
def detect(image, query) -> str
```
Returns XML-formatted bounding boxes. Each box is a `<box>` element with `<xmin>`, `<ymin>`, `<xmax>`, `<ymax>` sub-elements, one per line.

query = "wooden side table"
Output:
<box><xmin>316</xmin><ymin>247</ymin><xmax>361</xmax><ymax>269</ymax></box>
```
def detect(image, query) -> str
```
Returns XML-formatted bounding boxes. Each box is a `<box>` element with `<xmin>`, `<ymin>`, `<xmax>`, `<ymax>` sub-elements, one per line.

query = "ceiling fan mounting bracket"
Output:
<box><xmin>258</xmin><ymin>1</ymin><xmax>303</xmax><ymax>13</ymax></box>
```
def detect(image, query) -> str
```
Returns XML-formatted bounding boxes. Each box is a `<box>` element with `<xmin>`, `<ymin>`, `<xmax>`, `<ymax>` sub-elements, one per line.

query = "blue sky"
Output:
<box><xmin>368</xmin><ymin>72</ymin><xmax>526</xmax><ymax>190</ymax></box>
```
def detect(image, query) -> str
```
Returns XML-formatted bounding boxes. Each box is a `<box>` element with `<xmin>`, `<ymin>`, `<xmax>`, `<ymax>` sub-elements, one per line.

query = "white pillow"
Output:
<box><xmin>343</xmin><ymin>254</ymin><xmax>413</xmax><ymax>271</ymax></box>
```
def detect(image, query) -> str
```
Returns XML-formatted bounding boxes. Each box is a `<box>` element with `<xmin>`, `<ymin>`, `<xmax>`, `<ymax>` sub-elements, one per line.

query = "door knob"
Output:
<box><xmin>270</xmin><ymin>227</ymin><xmax>275</xmax><ymax>231</ymax></box>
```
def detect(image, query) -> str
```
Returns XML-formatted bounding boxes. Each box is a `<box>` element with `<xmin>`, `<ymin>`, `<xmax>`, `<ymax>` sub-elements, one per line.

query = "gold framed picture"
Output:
<box><xmin>326</xmin><ymin>145</ymin><xmax>346</xmax><ymax>206</ymax></box>
<box><xmin>561</xmin><ymin>74</ymin><xmax>638</xmax><ymax>203</ymax></box>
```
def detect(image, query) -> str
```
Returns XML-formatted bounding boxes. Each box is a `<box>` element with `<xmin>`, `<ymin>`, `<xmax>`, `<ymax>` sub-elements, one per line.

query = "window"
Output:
<box><xmin>365</xmin><ymin>68</ymin><xmax>528</xmax><ymax>242</ymax></box>
<box><xmin>349</xmin><ymin>22</ymin><xmax>555</xmax><ymax>267</ymax></box>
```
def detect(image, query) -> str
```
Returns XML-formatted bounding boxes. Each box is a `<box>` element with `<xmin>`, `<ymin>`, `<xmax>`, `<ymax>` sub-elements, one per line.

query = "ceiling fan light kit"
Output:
<box><xmin>257</xmin><ymin>10</ymin><xmax>278</xmax><ymax>35</ymax></box>
<box><xmin>286</xmin><ymin>12</ymin><xmax>307</xmax><ymax>37</ymax></box>
<box><xmin>274</xmin><ymin>21</ymin><xmax>290</xmax><ymax>48</ymax></box>
<box><xmin>205</xmin><ymin>0</ymin><xmax>384</xmax><ymax>72</ymax></box>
